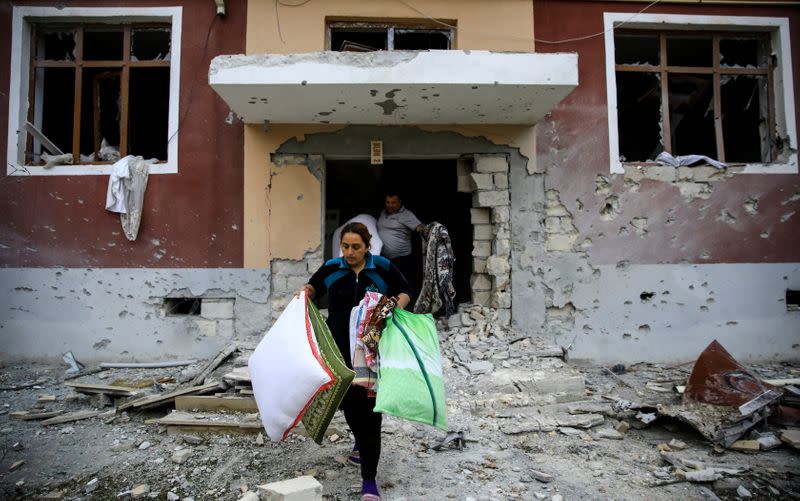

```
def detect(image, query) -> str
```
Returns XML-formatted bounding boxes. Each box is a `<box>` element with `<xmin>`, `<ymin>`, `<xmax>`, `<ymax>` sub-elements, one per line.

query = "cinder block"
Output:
<box><xmin>474</xmin><ymin>155</ymin><xmax>509</xmax><ymax>173</ymax></box>
<box><xmin>473</xmin><ymin>224</ymin><xmax>494</xmax><ymax>241</ymax></box>
<box><xmin>485</xmin><ymin>256</ymin><xmax>510</xmax><ymax>276</ymax></box>
<box><xmin>472</xmin><ymin>257</ymin><xmax>487</xmax><ymax>273</ymax></box>
<box><xmin>492</xmin><ymin>273</ymin><xmax>510</xmax><ymax>290</ymax></box>
<box><xmin>258</xmin><ymin>476</ymin><xmax>323</xmax><ymax>501</ymax></box>
<box><xmin>472</xmin><ymin>241</ymin><xmax>491</xmax><ymax>258</ymax></box>
<box><xmin>546</xmin><ymin>234</ymin><xmax>576</xmax><ymax>252</ymax></box>
<box><xmin>491</xmin><ymin>291</ymin><xmax>511</xmax><ymax>309</ymax></box>
<box><xmin>272</xmin><ymin>259</ymin><xmax>309</xmax><ymax>276</ymax></box>
<box><xmin>472</xmin><ymin>290</ymin><xmax>491</xmax><ymax>306</ymax></box>
<box><xmin>493</xmin><ymin>173</ymin><xmax>508</xmax><ymax>189</ymax></box>
<box><xmin>493</xmin><ymin>239</ymin><xmax>511</xmax><ymax>257</ymax></box>
<box><xmin>470</xmin><ymin>273</ymin><xmax>492</xmax><ymax>291</ymax></box>
<box><xmin>491</xmin><ymin>207</ymin><xmax>510</xmax><ymax>224</ymax></box>
<box><xmin>457</xmin><ymin>175</ymin><xmax>473</xmax><ymax>193</ymax></box>
<box><xmin>200</xmin><ymin>298</ymin><xmax>234</xmax><ymax>319</ymax></box>
<box><xmin>192</xmin><ymin>319</ymin><xmax>218</xmax><ymax>338</ymax></box>
<box><xmin>470</xmin><ymin>208</ymin><xmax>491</xmax><ymax>224</ymax></box>
<box><xmin>470</xmin><ymin>173</ymin><xmax>494</xmax><ymax>191</ymax></box>
<box><xmin>473</xmin><ymin>190</ymin><xmax>510</xmax><ymax>207</ymax></box>
<box><xmin>456</xmin><ymin>157</ymin><xmax>473</xmax><ymax>177</ymax></box>
<box><xmin>285</xmin><ymin>275</ymin><xmax>310</xmax><ymax>293</ymax></box>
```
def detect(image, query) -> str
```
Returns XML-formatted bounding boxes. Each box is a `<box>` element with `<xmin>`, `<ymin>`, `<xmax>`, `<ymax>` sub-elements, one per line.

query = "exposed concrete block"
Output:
<box><xmin>486</xmin><ymin>256</ymin><xmax>511</xmax><ymax>276</ymax></box>
<box><xmin>546</xmin><ymin>234</ymin><xmax>576</xmax><ymax>252</ymax></box>
<box><xmin>473</xmin><ymin>190</ymin><xmax>510</xmax><ymax>207</ymax></box>
<box><xmin>494</xmin><ymin>173</ymin><xmax>508</xmax><ymax>190</ymax></box>
<box><xmin>623</xmin><ymin>165</ymin><xmax>645</xmax><ymax>182</ymax></box>
<box><xmin>470</xmin><ymin>273</ymin><xmax>492</xmax><ymax>291</ymax></box>
<box><xmin>285</xmin><ymin>275</ymin><xmax>310</xmax><ymax>293</ymax></box>
<box><xmin>192</xmin><ymin>319</ymin><xmax>218</xmax><ymax>338</ymax></box>
<box><xmin>306</xmin><ymin>259</ymin><xmax>323</xmax><ymax>274</ymax></box>
<box><xmin>473</xmin><ymin>224</ymin><xmax>494</xmax><ymax>241</ymax></box>
<box><xmin>456</xmin><ymin>157</ymin><xmax>472</xmax><ymax>177</ymax></box>
<box><xmin>470</xmin><ymin>173</ymin><xmax>494</xmax><ymax>191</ymax></box>
<box><xmin>457</xmin><ymin>175</ymin><xmax>473</xmax><ymax>193</ymax></box>
<box><xmin>472</xmin><ymin>257</ymin><xmax>487</xmax><ymax>273</ymax></box>
<box><xmin>472</xmin><ymin>241</ymin><xmax>491</xmax><ymax>258</ymax></box>
<box><xmin>258</xmin><ymin>476</ymin><xmax>323</xmax><ymax>501</ymax></box>
<box><xmin>475</xmin><ymin>155</ymin><xmax>509</xmax><ymax>173</ymax></box>
<box><xmin>641</xmin><ymin>165</ymin><xmax>677</xmax><ymax>182</ymax></box>
<box><xmin>491</xmin><ymin>291</ymin><xmax>512</xmax><ymax>309</ymax></box>
<box><xmin>272</xmin><ymin>260</ymin><xmax>309</xmax><ymax>276</ymax></box>
<box><xmin>200</xmin><ymin>298</ymin><xmax>234</xmax><ymax>320</ymax></box>
<box><xmin>472</xmin><ymin>290</ymin><xmax>491</xmax><ymax>306</ymax></box>
<box><xmin>470</xmin><ymin>208</ymin><xmax>491</xmax><ymax>224</ymax></box>
<box><xmin>491</xmin><ymin>206</ymin><xmax>510</xmax><ymax>224</ymax></box>
<box><xmin>492</xmin><ymin>273</ymin><xmax>510</xmax><ymax>290</ymax></box>
<box><xmin>690</xmin><ymin>166</ymin><xmax>724</xmax><ymax>182</ymax></box>
<box><xmin>676</xmin><ymin>166</ymin><xmax>694</xmax><ymax>181</ymax></box>
<box><xmin>494</xmin><ymin>226</ymin><xmax>511</xmax><ymax>240</ymax></box>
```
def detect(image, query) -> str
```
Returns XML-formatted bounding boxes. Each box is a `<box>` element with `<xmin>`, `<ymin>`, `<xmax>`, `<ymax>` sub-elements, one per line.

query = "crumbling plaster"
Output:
<box><xmin>0</xmin><ymin>268</ymin><xmax>271</xmax><ymax>362</ymax></box>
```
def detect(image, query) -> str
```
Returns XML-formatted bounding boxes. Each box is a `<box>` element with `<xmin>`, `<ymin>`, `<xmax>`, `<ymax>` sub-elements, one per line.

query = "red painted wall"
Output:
<box><xmin>0</xmin><ymin>1</ymin><xmax>246</xmax><ymax>268</ymax></box>
<box><xmin>534</xmin><ymin>0</ymin><xmax>800</xmax><ymax>264</ymax></box>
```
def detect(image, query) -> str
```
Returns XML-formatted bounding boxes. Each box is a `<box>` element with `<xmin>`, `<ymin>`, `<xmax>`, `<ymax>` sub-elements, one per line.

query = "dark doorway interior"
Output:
<box><xmin>325</xmin><ymin>159</ymin><xmax>472</xmax><ymax>309</ymax></box>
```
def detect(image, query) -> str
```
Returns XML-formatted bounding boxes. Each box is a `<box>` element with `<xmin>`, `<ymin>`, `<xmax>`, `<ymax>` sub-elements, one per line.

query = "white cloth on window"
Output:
<box><xmin>332</xmin><ymin>214</ymin><xmax>383</xmax><ymax>257</ymax></box>
<box><xmin>656</xmin><ymin>151</ymin><xmax>727</xmax><ymax>170</ymax></box>
<box><xmin>105</xmin><ymin>155</ymin><xmax>135</xmax><ymax>213</ymax></box>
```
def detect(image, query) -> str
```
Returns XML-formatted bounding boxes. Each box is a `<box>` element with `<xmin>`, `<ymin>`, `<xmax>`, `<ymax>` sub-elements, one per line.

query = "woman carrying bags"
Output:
<box><xmin>296</xmin><ymin>222</ymin><xmax>412</xmax><ymax>501</ymax></box>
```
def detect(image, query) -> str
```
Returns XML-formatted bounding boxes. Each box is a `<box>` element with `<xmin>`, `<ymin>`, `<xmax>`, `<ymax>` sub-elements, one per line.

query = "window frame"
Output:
<box><xmin>326</xmin><ymin>19</ymin><xmax>455</xmax><ymax>51</ymax></box>
<box><xmin>604</xmin><ymin>13</ymin><xmax>797</xmax><ymax>174</ymax></box>
<box><xmin>7</xmin><ymin>6</ymin><xmax>182</xmax><ymax>176</ymax></box>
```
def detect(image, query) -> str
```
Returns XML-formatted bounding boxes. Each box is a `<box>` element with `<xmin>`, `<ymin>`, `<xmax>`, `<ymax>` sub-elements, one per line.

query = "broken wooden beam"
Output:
<box><xmin>100</xmin><ymin>359</ymin><xmax>198</xmax><ymax>369</ymax></box>
<box><xmin>63</xmin><ymin>367</ymin><xmax>107</xmax><ymax>381</ymax></box>
<box><xmin>175</xmin><ymin>395</ymin><xmax>258</xmax><ymax>412</ymax></box>
<box><xmin>0</xmin><ymin>378</ymin><xmax>48</xmax><ymax>391</ymax></box>
<box><xmin>41</xmin><ymin>410</ymin><xmax>100</xmax><ymax>426</ymax></box>
<box><xmin>190</xmin><ymin>343</ymin><xmax>238</xmax><ymax>386</ymax></box>
<box><xmin>64</xmin><ymin>382</ymin><xmax>139</xmax><ymax>397</ymax></box>
<box><xmin>10</xmin><ymin>410</ymin><xmax>65</xmax><ymax>421</ymax></box>
<box><xmin>146</xmin><ymin>410</ymin><xmax>261</xmax><ymax>435</ymax></box>
<box><xmin>117</xmin><ymin>381</ymin><xmax>223</xmax><ymax>411</ymax></box>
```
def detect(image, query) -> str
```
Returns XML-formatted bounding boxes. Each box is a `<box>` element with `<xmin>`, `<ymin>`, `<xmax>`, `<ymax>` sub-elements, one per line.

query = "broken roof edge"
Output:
<box><xmin>209</xmin><ymin>50</ymin><xmax>578</xmax><ymax>87</ymax></box>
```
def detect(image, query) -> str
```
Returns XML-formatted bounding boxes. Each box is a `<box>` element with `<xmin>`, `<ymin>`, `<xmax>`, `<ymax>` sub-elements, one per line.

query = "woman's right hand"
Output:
<box><xmin>294</xmin><ymin>284</ymin><xmax>314</xmax><ymax>298</ymax></box>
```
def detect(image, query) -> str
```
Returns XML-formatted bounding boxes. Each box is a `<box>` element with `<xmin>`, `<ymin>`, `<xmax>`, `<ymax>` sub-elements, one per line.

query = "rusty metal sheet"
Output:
<box><xmin>683</xmin><ymin>340</ymin><xmax>778</xmax><ymax>408</ymax></box>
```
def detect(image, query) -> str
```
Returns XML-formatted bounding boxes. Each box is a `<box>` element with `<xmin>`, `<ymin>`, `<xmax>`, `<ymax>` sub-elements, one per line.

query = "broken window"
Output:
<box><xmin>27</xmin><ymin>23</ymin><xmax>171</xmax><ymax>166</ymax></box>
<box><xmin>614</xmin><ymin>30</ymin><xmax>777</xmax><ymax>164</ymax></box>
<box><xmin>328</xmin><ymin>21</ymin><xmax>453</xmax><ymax>52</ymax></box>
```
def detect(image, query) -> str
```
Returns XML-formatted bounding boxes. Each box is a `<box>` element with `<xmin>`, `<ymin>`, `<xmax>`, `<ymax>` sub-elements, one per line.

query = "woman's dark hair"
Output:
<box><xmin>341</xmin><ymin>222</ymin><xmax>372</xmax><ymax>248</ymax></box>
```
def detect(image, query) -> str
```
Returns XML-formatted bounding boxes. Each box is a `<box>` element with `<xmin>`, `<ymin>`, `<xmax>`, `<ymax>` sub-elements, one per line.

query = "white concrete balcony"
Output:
<box><xmin>209</xmin><ymin>50</ymin><xmax>578</xmax><ymax>125</ymax></box>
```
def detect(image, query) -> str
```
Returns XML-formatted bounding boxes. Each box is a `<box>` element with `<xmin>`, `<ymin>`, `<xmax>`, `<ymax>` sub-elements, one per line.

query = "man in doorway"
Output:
<box><xmin>377</xmin><ymin>192</ymin><xmax>423</xmax><ymax>296</ymax></box>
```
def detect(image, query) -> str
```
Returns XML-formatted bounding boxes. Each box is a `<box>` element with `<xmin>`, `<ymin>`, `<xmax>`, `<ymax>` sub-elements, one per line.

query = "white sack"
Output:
<box><xmin>248</xmin><ymin>292</ymin><xmax>333</xmax><ymax>441</ymax></box>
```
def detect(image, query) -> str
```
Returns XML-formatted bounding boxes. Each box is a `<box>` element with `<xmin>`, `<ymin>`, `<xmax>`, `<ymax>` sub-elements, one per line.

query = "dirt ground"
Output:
<box><xmin>1</xmin><ymin>329</ymin><xmax>798</xmax><ymax>500</ymax></box>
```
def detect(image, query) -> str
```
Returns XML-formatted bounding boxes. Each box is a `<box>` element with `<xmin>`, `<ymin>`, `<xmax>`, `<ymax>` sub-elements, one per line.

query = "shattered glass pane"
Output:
<box><xmin>79</xmin><ymin>68</ymin><xmax>121</xmax><ymax>161</ymax></box>
<box><xmin>616</xmin><ymin>72</ymin><xmax>663</xmax><ymax>162</ymax></box>
<box><xmin>614</xmin><ymin>33</ymin><xmax>659</xmax><ymax>65</ymax></box>
<box><xmin>331</xmin><ymin>29</ymin><xmax>387</xmax><ymax>51</ymax></box>
<box><xmin>720</xmin><ymin>36</ymin><xmax>769</xmax><ymax>68</ymax></box>
<box><xmin>131</xmin><ymin>28</ymin><xmax>171</xmax><ymax>61</ymax></box>
<box><xmin>721</xmin><ymin>75</ymin><xmax>768</xmax><ymax>163</ymax></box>
<box><xmin>128</xmin><ymin>67</ymin><xmax>170</xmax><ymax>160</ymax></box>
<box><xmin>37</xmin><ymin>30</ymin><xmax>76</xmax><ymax>61</ymax></box>
<box><xmin>667</xmin><ymin>36</ymin><xmax>712</xmax><ymax>67</ymax></box>
<box><xmin>394</xmin><ymin>30</ymin><xmax>450</xmax><ymax>50</ymax></box>
<box><xmin>668</xmin><ymin>74</ymin><xmax>716</xmax><ymax>158</ymax></box>
<box><xmin>31</xmin><ymin>67</ymin><xmax>75</xmax><ymax>162</ymax></box>
<box><xmin>84</xmin><ymin>30</ymin><xmax>124</xmax><ymax>60</ymax></box>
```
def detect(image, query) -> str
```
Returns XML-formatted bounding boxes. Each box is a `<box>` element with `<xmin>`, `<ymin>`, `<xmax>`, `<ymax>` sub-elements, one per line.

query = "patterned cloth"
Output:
<box><xmin>413</xmin><ymin>222</ymin><xmax>456</xmax><ymax>317</ymax></box>
<box><xmin>350</xmin><ymin>292</ymin><xmax>382</xmax><ymax>394</ymax></box>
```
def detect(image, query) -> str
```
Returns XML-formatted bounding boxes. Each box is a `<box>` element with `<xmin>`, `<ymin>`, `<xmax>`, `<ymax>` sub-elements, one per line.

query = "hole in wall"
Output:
<box><xmin>163</xmin><ymin>298</ymin><xmax>202</xmax><ymax>316</ymax></box>
<box><xmin>640</xmin><ymin>291</ymin><xmax>655</xmax><ymax>301</ymax></box>
<box><xmin>787</xmin><ymin>290</ymin><xmax>800</xmax><ymax>311</ymax></box>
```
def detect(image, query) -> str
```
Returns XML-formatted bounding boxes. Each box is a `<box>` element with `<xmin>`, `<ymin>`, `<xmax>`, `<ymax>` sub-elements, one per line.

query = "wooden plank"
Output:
<box><xmin>148</xmin><ymin>411</ymin><xmax>262</xmax><ymax>435</ymax></box>
<box><xmin>41</xmin><ymin>410</ymin><xmax>100</xmax><ymax>426</ymax></box>
<box><xmin>118</xmin><ymin>381</ymin><xmax>222</xmax><ymax>411</ymax></box>
<box><xmin>175</xmin><ymin>396</ymin><xmax>258</xmax><ymax>412</ymax></box>
<box><xmin>164</xmin><ymin>424</ymin><xmax>261</xmax><ymax>435</ymax></box>
<box><xmin>763</xmin><ymin>378</ymin><xmax>800</xmax><ymax>387</ymax></box>
<box><xmin>64</xmin><ymin>381</ymin><xmax>138</xmax><ymax>396</ymax></box>
<box><xmin>190</xmin><ymin>343</ymin><xmax>238</xmax><ymax>386</ymax></box>
<box><xmin>10</xmin><ymin>410</ymin><xmax>65</xmax><ymax>421</ymax></box>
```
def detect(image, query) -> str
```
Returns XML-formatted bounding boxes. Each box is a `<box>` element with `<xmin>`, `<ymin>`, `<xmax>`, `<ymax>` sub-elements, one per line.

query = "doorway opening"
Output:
<box><xmin>325</xmin><ymin>159</ymin><xmax>472</xmax><ymax>309</ymax></box>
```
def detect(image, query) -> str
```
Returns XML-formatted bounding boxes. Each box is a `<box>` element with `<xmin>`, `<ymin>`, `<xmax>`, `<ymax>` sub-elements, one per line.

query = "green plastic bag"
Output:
<box><xmin>374</xmin><ymin>308</ymin><xmax>447</xmax><ymax>430</ymax></box>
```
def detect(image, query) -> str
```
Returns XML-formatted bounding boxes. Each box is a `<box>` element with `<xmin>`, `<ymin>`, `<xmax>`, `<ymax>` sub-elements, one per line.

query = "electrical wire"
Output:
<box><xmin>274</xmin><ymin>0</ymin><xmax>286</xmax><ymax>43</ymax></box>
<box><xmin>167</xmin><ymin>12</ymin><xmax>218</xmax><ymax>147</ymax></box>
<box><xmin>534</xmin><ymin>0</ymin><xmax>663</xmax><ymax>44</ymax></box>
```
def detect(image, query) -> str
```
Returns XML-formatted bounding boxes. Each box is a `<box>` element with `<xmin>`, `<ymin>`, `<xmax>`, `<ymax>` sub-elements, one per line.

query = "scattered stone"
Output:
<box><xmin>683</xmin><ymin>469</ymin><xmax>722</xmax><ymax>483</ymax></box>
<box><xmin>9</xmin><ymin>460</ymin><xmax>25</xmax><ymax>471</ymax></box>
<box><xmin>112</xmin><ymin>442</ymin><xmax>135</xmax><ymax>452</ymax></box>
<box><xmin>614</xmin><ymin>421</ymin><xmax>630</xmax><ymax>434</ymax></box>
<box><xmin>40</xmin><ymin>490</ymin><xmax>65</xmax><ymax>499</ymax></box>
<box><xmin>780</xmin><ymin>429</ymin><xmax>800</xmax><ymax>449</ymax></box>
<box><xmin>130</xmin><ymin>484</ymin><xmax>149</xmax><ymax>498</ymax></box>
<box><xmin>756</xmin><ymin>433</ymin><xmax>782</xmax><ymax>451</ymax></box>
<box><xmin>171</xmin><ymin>448</ymin><xmax>192</xmax><ymax>464</ymax></box>
<box><xmin>668</xmin><ymin>439</ymin><xmax>688</xmax><ymax>450</ymax></box>
<box><xmin>255</xmin><ymin>433</ymin><xmax>265</xmax><ymax>446</ymax></box>
<box><xmin>85</xmin><ymin>478</ymin><xmax>99</xmax><ymax>493</ymax></box>
<box><xmin>596</xmin><ymin>429</ymin><xmax>623</xmax><ymax>440</ymax></box>
<box><xmin>166</xmin><ymin>492</ymin><xmax>180</xmax><ymax>501</ymax></box>
<box><xmin>239</xmin><ymin>492</ymin><xmax>260</xmax><ymax>501</ymax></box>
<box><xmin>656</xmin><ymin>443</ymin><xmax>672</xmax><ymax>452</ymax></box>
<box><xmin>736</xmin><ymin>485</ymin><xmax>752</xmax><ymax>498</ymax></box>
<box><xmin>181</xmin><ymin>434</ymin><xmax>203</xmax><ymax>445</ymax></box>
<box><xmin>138</xmin><ymin>441</ymin><xmax>152</xmax><ymax>450</ymax></box>
<box><xmin>329</xmin><ymin>433</ymin><xmax>340</xmax><ymax>442</ymax></box>
<box><xmin>552</xmin><ymin>495</ymin><xmax>563</xmax><ymax>501</ymax></box>
<box><xmin>530</xmin><ymin>470</ymin><xmax>554</xmax><ymax>483</ymax></box>
<box><xmin>556</xmin><ymin>413</ymin><xmax>604</xmax><ymax>429</ymax></box>
<box><xmin>11</xmin><ymin>441</ymin><xmax>23</xmax><ymax>451</ymax></box>
<box><xmin>258</xmin><ymin>475</ymin><xmax>323</xmax><ymax>501</ymax></box>
<box><xmin>729</xmin><ymin>440</ymin><xmax>760</xmax><ymax>452</ymax></box>
<box><xmin>467</xmin><ymin>361</ymin><xmax>494</xmax><ymax>375</ymax></box>
<box><xmin>635</xmin><ymin>412</ymin><xmax>656</xmax><ymax>425</ymax></box>
<box><xmin>558</xmin><ymin>427</ymin><xmax>582</xmax><ymax>437</ymax></box>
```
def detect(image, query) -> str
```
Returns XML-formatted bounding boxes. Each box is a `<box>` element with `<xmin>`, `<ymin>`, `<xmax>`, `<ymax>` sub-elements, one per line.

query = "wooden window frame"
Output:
<box><xmin>614</xmin><ymin>29</ymin><xmax>774</xmax><ymax>164</ymax></box>
<box><xmin>28</xmin><ymin>23</ymin><xmax>171</xmax><ymax>165</ymax></box>
<box><xmin>326</xmin><ymin>19</ymin><xmax>455</xmax><ymax>51</ymax></box>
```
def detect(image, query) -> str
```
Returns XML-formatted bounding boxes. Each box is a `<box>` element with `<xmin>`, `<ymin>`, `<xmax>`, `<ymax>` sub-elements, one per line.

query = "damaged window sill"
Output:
<box><xmin>621</xmin><ymin>161</ymin><xmax>798</xmax><ymax>176</ymax></box>
<box><xmin>8</xmin><ymin>162</ymin><xmax>177</xmax><ymax>177</ymax></box>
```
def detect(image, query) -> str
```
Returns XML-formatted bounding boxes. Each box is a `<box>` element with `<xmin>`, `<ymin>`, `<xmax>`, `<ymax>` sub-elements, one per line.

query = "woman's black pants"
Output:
<box><xmin>340</xmin><ymin>385</ymin><xmax>382</xmax><ymax>481</ymax></box>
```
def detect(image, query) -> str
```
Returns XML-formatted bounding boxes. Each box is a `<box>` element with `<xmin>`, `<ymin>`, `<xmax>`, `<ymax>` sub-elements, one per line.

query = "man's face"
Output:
<box><xmin>384</xmin><ymin>195</ymin><xmax>402</xmax><ymax>215</ymax></box>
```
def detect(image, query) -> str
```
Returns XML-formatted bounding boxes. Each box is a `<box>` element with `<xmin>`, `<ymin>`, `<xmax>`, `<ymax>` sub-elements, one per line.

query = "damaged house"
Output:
<box><xmin>1</xmin><ymin>0</ymin><xmax>798</xmax><ymax>365</ymax></box>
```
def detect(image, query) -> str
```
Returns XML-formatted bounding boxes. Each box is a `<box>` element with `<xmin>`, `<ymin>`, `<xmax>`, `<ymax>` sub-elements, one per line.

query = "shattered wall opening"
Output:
<box><xmin>327</xmin><ymin>20</ymin><xmax>453</xmax><ymax>51</ymax></box>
